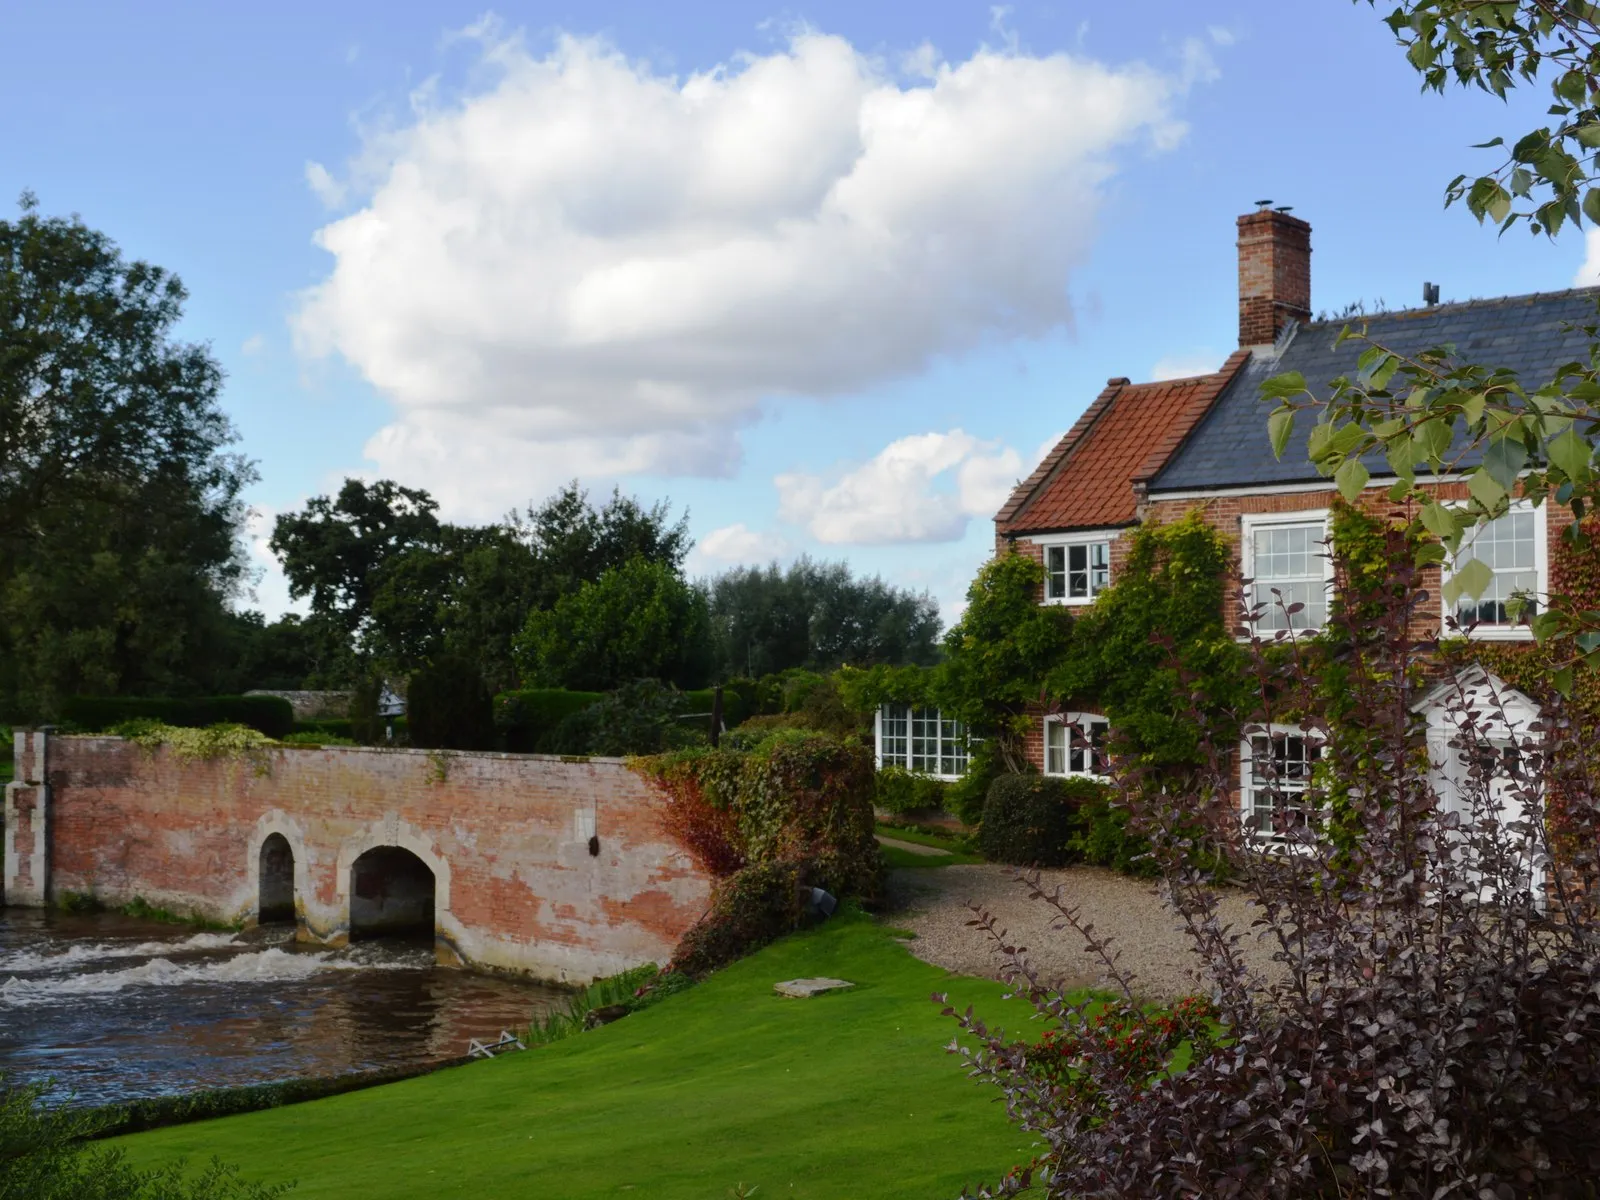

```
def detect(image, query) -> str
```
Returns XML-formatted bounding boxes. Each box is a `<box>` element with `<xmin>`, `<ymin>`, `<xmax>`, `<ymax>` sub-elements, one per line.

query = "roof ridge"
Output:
<box><xmin>1305</xmin><ymin>283</ymin><xmax>1600</xmax><ymax>329</ymax></box>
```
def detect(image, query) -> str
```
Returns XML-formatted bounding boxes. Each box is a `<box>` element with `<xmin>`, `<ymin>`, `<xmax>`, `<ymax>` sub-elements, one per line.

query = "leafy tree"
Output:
<box><xmin>515</xmin><ymin>557</ymin><xmax>712</xmax><ymax>691</ymax></box>
<box><xmin>269</xmin><ymin>479</ymin><xmax>441</xmax><ymax>643</ymax></box>
<box><xmin>0</xmin><ymin>195</ymin><xmax>253</xmax><ymax>718</ymax></box>
<box><xmin>937</xmin><ymin>551</ymin><xmax>1073</xmax><ymax>773</ymax></box>
<box><xmin>515</xmin><ymin>482</ymin><xmax>691</xmax><ymax>611</ymax></box>
<box><xmin>706</xmin><ymin>557</ymin><xmax>941</xmax><ymax>678</ymax></box>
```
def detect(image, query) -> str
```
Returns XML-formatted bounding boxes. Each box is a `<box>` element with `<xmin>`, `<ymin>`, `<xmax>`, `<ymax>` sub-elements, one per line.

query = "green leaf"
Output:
<box><xmin>1547</xmin><ymin>426</ymin><xmax>1593</xmax><ymax>480</ymax></box>
<box><xmin>1468</xmin><ymin>467</ymin><xmax>1508</xmax><ymax>510</ymax></box>
<box><xmin>1420</xmin><ymin>501</ymin><xmax>1456</xmax><ymax>541</ymax></box>
<box><xmin>1258</xmin><ymin>371</ymin><xmax>1307</xmax><ymax>401</ymax></box>
<box><xmin>1388</xmin><ymin>478</ymin><xmax>1414</xmax><ymax>502</ymax></box>
<box><xmin>1461</xmin><ymin>393</ymin><xmax>1486</xmax><ymax>426</ymax></box>
<box><xmin>1268</xmin><ymin>409</ymin><xmax>1294</xmax><ymax>460</ymax></box>
<box><xmin>1486</xmin><ymin>186</ymin><xmax>1513</xmax><ymax>224</ymax></box>
<box><xmin>1413</xmin><ymin>541</ymin><xmax>1448</xmax><ymax>568</ymax></box>
<box><xmin>1335</xmin><ymin>458</ymin><xmax>1370</xmax><ymax>503</ymax></box>
<box><xmin>1530</xmin><ymin>610</ymin><xmax>1566</xmax><ymax>641</ymax></box>
<box><xmin>1452</xmin><ymin>556</ymin><xmax>1494</xmax><ymax>601</ymax></box>
<box><xmin>1554</xmin><ymin>665</ymin><xmax>1575</xmax><ymax>697</ymax></box>
<box><xmin>1417</xmin><ymin>417</ymin><xmax>1454</xmax><ymax>465</ymax></box>
<box><xmin>1482</xmin><ymin>436</ymin><xmax>1529</xmax><ymax>489</ymax></box>
<box><xmin>1386</xmin><ymin>435</ymin><xmax>1417</xmax><ymax>484</ymax></box>
<box><xmin>1584</xmin><ymin>187</ymin><xmax>1600</xmax><ymax>227</ymax></box>
<box><xmin>1307</xmin><ymin>423</ymin><xmax>1332</xmax><ymax>462</ymax></box>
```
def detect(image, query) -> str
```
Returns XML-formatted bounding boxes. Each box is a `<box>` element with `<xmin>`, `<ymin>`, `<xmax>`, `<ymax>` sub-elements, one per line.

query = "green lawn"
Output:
<box><xmin>116</xmin><ymin>913</ymin><xmax>1040</xmax><ymax>1199</ymax></box>
<box><xmin>876</xmin><ymin>822</ymin><xmax>985</xmax><ymax>869</ymax></box>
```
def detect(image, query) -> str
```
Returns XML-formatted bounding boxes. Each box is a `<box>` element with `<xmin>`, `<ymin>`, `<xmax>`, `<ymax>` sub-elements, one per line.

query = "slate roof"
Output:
<box><xmin>997</xmin><ymin>352</ymin><xmax>1249</xmax><ymax>535</ymax></box>
<box><xmin>1150</xmin><ymin>287</ymin><xmax>1600</xmax><ymax>492</ymax></box>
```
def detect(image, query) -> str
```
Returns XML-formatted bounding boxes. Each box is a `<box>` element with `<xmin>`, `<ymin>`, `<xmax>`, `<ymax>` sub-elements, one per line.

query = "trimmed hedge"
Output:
<box><xmin>494</xmin><ymin>688</ymin><xmax>604</xmax><ymax>752</ymax></box>
<box><xmin>980</xmin><ymin>774</ymin><xmax>1110</xmax><ymax>867</ymax></box>
<box><xmin>681</xmin><ymin>688</ymin><xmax>747</xmax><ymax>729</ymax></box>
<box><xmin>61</xmin><ymin>695</ymin><xmax>295</xmax><ymax>739</ymax></box>
<box><xmin>293</xmin><ymin>718</ymin><xmax>354</xmax><ymax>740</ymax></box>
<box><xmin>875</xmin><ymin>766</ymin><xmax>952</xmax><ymax>815</ymax></box>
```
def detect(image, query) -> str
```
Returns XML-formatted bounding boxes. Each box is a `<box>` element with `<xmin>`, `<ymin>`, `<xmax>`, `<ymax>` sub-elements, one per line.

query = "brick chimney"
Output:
<box><xmin>1237</xmin><ymin>208</ymin><xmax>1311</xmax><ymax>347</ymax></box>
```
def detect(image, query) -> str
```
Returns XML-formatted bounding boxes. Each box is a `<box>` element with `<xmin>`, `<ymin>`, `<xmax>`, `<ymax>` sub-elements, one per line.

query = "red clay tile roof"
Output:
<box><xmin>996</xmin><ymin>350</ymin><xmax>1250</xmax><ymax>535</ymax></box>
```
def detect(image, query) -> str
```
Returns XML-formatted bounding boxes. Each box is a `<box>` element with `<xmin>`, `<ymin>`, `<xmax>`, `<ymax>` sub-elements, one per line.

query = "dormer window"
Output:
<box><xmin>1039</xmin><ymin>536</ymin><xmax>1111</xmax><ymax>605</ymax></box>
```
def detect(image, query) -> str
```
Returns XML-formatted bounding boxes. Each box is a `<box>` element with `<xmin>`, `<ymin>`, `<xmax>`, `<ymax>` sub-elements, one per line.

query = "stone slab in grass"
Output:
<box><xmin>774</xmin><ymin>977</ymin><xmax>855</xmax><ymax>998</ymax></box>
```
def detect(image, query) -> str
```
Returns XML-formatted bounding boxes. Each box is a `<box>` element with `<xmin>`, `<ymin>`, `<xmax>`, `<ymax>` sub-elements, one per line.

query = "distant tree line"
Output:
<box><xmin>0</xmin><ymin>198</ymin><xmax>941</xmax><ymax>720</ymax></box>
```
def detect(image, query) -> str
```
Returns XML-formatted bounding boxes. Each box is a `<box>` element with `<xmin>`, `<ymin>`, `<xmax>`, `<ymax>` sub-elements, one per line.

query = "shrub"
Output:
<box><xmin>680</xmin><ymin>687</ymin><xmax>747</xmax><ymax>730</ymax></box>
<box><xmin>638</xmin><ymin>730</ymin><xmax>882</xmax><ymax>973</ymax></box>
<box><xmin>1069</xmin><ymin>791</ymin><xmax>1155</xmax><ymax>877</ymax></box>
<box><xmin>874</xmin><ymin>765</ymin><xmax>951</xmax><ymax>815</ymax></box>
<box><xmin>978</xmin><ymin>774</ymin><xmax>1093</xmax><ymax>867</ymax></box>
<box><xmin>669</xmin><ymin>860</ymin><xmax>808</xmax><ymax>978</ymax></box>
<box><xmin>493</xmin><ymin>688</ymin><xmax>604</xmax><ymax>753</ymax></box>
<box><xmin>277</xmin><ymin>731</ymin><xmax>357</xmax><ymax>747</ymax></box>
<box><xmin>289</xmin><ymin>719</ymin><xmax>354</xmax><ymax>740</ymax></box>
<box><xmin>406</xmin><ymin>656</ymin><xmax>494</xmax><ymax>751</ymax></box>
<box><xmin>60</xmin><ymin>695</ymin><xmax>293</xmax><ymax>739</ymax></box>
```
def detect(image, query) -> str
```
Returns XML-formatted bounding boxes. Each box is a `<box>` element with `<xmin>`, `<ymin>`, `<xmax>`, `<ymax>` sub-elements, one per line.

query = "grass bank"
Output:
<box><xmin>115</xmin><ymin>912</ymin><xmax>1040</xmax><ymax>1199</ymax></box>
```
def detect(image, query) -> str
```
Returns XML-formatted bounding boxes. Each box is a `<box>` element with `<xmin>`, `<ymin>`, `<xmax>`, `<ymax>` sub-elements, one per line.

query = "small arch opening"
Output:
<box><xmin>349</xmin><ymin>846</ymin><xmax>436</xmax><ymax>942</ymax></box>
<box><xmin>258</xmin><ymin>833</ymin><xmax>296</xmax><ymax>924</ymax></box>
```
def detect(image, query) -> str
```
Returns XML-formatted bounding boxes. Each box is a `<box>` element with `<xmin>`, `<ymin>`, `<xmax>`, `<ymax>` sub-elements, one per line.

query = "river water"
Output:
<box><xmin>0</xmin><ymin>908</ymin><xmax>567</xmax><ymax>1106</ymax></box>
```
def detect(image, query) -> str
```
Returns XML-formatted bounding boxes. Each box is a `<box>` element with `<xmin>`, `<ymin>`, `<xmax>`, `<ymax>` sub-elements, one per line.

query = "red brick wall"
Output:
<box><xmin>42</xmin><ymin>739</ymin><xmax>713</xmax><ymax>984</ymax></box>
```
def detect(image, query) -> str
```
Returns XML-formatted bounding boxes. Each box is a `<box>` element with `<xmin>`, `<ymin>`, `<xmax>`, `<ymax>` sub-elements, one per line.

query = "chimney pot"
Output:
<box><xmin>1237</xmin><ymin>207</ymin><xmax>1311</xmax><ymax>348</ymax></box>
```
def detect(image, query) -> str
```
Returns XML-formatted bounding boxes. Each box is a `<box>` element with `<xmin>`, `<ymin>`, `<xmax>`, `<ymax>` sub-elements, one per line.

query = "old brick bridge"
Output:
<box><xmin>2</xmin><ymin>730</ymin><xmax>712</xmax><ymax>982</ymax></box>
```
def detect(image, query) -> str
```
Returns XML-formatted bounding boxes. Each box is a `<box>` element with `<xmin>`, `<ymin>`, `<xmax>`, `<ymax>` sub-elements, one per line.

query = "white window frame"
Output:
<box><xmin>1239</xmin><ymin>508</ymin><xmax>1332</xmax><ymax>635</ymax></box>
<box><xmin>1043</xmin><ymin>713</ymin><xmax>1110</xmax><ymax>780</ymax></box>
<box><xmin>1239</xmin><ymin>723</ymin><xmax>1325</xmax><ymax>840</ymax></box>
<box><xmin>1030</xmin><ymin>532</ymin><xmax>1115</xmax><ymax>606</ymax></box>
<box><xmin>874</xmin><ymin>703</ymin><xmax>970</xmax><ymax>781</ymax></box>
<box><xmin>1440</xmin><ymin>500</ymin><xmax>1547</xmax><ymax>642</ymax></box>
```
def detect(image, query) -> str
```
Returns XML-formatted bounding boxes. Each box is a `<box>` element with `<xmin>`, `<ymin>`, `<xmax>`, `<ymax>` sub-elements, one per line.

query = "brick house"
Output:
<box><xmin>879</xmin><ymin>205</ymin><xmax>1593</xmax><ymax>839</ymax></box>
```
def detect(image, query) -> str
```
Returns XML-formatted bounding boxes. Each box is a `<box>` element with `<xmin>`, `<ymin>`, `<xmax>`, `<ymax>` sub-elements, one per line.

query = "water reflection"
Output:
<box><xmin>0</xmin><ymin>908</ymin><xmax>566</xmax><ymax>1106</ymax></box>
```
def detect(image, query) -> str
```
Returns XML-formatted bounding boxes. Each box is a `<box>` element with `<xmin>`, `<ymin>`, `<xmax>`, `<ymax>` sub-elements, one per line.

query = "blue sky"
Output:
<box><xmin>1</xmin><ymin>1</ymin><xmax>1585</xmax><ymax>623</ymax></box>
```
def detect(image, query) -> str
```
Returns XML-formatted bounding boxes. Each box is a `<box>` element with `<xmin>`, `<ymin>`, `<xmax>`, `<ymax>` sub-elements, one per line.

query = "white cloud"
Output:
<box><xmin>234</xmin><ymin>506</ymin><xmax>309</xmax><ymax>619</ymax></box>
<box><xmin>1577</xmin><ymin>228</ymin><xmax>1600</xmax><ymax>286</ymax></box>
<box><xmin>696</xmin><ymin>522</ymin><xmax>792</xmax><ymax>565</ymax></box>
<box><xmin>304</xmin><ymin>161</ymin><xmax>346</xmax><ymax>208</ymax></box>
<box><xmin>1149</xmin><ymin>350</ymin><xmax>1219</xmax><ymax>381</ymax></box>
<box><xmin>241</xmin><ymin>333</ymin><xmax>266</xmax><ymax>357</ymax></box>
<box><xmin>294</xmin><ymin>22</ymin><xmax>1200</xmax><ymax>512</ymax></box>
<box><xmin>775</xmin><ymin>429</ymin><xmax>1021</xmax><ymax>545</ymax></box>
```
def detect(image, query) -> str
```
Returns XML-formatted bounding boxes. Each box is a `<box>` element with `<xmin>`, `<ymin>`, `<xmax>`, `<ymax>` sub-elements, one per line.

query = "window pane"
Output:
<box><xmin>880</xmin><ymin>704</ymin><xmax>908</xmax><ymax>767</ymax></box>
<box><xmin>1245</xmin><ymin>731</ymin><xmax>1318</xmax><ymax>834</ymax></box>
<box><xmin>940</xmin><ymin>718</ymin><xmax>968</xmax><ymax>776</ymax></box>
<box><xmin>910</xmin><ymin>707</ymin><xmax>940</xmax><ymax>773</ymax></box>
<box><xmin>1046</xmin><ymin>721</ymin><xmax>1066</xmax><ymax>774</ymax></box>
<box><xmin>1067</xmin><ymin>544</ymin><xmax>1089</xmax><ymax>597</ymax></box>
<box><xmin>1251</xmin><ymin>522</ymin><xmax>1325</xmax><ymax>630</ymax></box>
<box><xmin>1453</xmin><ymin>511</ymin><xmax>1537</xmax><ymax>628</ymax></box>
<box><xmin>1046</xmin><ymin>546</ymin><xmax>1066</xmax><ymax>600</ymax></box>
<box><xmin>1089</xmin><ymin>542</ymin><xmax>1110</xmax><ymax>595</ymax></box>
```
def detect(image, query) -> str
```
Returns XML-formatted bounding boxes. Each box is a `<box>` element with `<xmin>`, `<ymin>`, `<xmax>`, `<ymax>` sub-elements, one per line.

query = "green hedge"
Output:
<box><xmin>294</xmin><ymin>718</ymin><xmax>354</xmax><ymax>739</ymax></box>
<box><xmin>495</xmin><ymin>688</ymin><xmax>605</xmax><ymax>752</ymax></box>
<box><xmin>980</xmin><ymin>774</ymin><xmax>1111</xmax><ymax>867</ymax></box>
<box><xmin>61</xmin><ymin>695</ymin><xmax>295</xmax><ymax>739</ymax></box>
<box><xmin>409</xmin><ymin>657</ymin><xmax>495</xmax><ymax>750</ymax></box>
<box><xmin>875</xmin><ymin>766</ymin><xmax>952</xmax><ymax>815</ymax></box>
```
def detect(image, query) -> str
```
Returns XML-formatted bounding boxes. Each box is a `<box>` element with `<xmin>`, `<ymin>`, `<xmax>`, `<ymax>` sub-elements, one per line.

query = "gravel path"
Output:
<box><xmin>883</xmin><ymin>864</ymin><xmax>1281</xmax><ymax>1001</ymax></box>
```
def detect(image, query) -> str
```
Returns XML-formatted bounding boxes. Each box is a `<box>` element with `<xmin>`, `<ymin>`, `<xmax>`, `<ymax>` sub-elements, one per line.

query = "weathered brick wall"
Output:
<box><xmin>36</xmin><ymin>738</ymin><xmax>712</xmax><ymax>984</ymax></box>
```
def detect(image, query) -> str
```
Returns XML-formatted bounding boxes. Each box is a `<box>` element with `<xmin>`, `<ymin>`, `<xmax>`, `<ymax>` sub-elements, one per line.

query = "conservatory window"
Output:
<box><xmin>1445</xmin><ymin>504</ymin><xmax>1545</xmax><ymax>639</ymax></box>
<box><xmin>876</xmin><ymin>704</ymin><xmax>969</xmax><ymax>779</ymax></box>
<box><xmin>1045</xmin><ymin>714</ymin><xmax>1109</xmax><ymax>779</ymax></box>
<box><xmin>1043</xmin><ymin>539</ymin><xmax>1111</xmax><ymax>604</ymax></box>
<box><xmin>1242</xmin><ymin>511</ymin><xmax>1330</xmax><ymax>633</ymax></box>
<box><xmin>1240</xmin><ymin>726</ymin><xmax>1323</xmax><ymax>836</ymax></box>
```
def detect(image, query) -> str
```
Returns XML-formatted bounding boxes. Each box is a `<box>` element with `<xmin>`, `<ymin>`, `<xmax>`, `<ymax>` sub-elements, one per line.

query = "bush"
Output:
<box><xmin>1070</xmin><ymin>791</ymin><xmax>1155</xmax><ymax>877</ymax></box>
<box><xmin>277</xmin><ymin>731</ymin><xmax>357</xmax><ymax>747</ymax></box>
<box><xmin>638</xmin><ymin>730</ymin><xmax>882</xmax><ymax>973</ymax></box>
<box><xmin>680</xmin><ymin>687</ymin><xmax>747</xmax><ymax>730</ymax></box>
<box><xmin>493</xmin><ymin>688</ymin><xmax>604</xmax><ymax>753</ymax></box>
<box><xmin>979</xmin><ymin>774</ymin><xmax>1100</xmax><ymax>867</ymax></box>
<box><xmin>291</xmin><ymin>718</ymin><xmax>353</xmax><ymax>740</ymax></box>
<box><xmin>669</xmin><ymin>860</ymin><xmax>809</xmax><ymax>978</ymax></box>
<box><xmin>60</xmin><ymin>695</ymin><xmax>294</xmax><ymax>739</ymax></box>
<box><xmin>875</xmin><ymin>766</ymin><xmax>951</xmax><ymax>815</ymax></box>
<box><xmin>406</xmin><ymin>657</ymin><xmax>494</xmax><ymax>751</ymax></box>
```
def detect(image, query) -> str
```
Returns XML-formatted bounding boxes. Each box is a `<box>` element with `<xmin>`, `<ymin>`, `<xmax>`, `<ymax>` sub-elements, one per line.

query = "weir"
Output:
<box><xmin>1</xmin><ymin>729</ymin><xmax>712</xmax><ymax>984</ymax></box>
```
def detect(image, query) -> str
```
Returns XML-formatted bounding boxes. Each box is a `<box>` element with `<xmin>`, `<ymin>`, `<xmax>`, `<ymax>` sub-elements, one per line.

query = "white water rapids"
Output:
<box><xmin>0</xmin><ymin>909</ymin><xmax>564</xmax><ymax>1105</ymax></box>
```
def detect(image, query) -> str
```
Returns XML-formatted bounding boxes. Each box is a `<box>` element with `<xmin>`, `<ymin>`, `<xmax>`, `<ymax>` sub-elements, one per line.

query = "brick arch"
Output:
<box><xmin>246</xmin><ymin>811</ymin><xmax>312</xmax><ymax>929</ymax></box>
<box><xmin>334</xmin><ymin>814</ymin><xmax>461</xmax><ymax>953</ymax></box>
